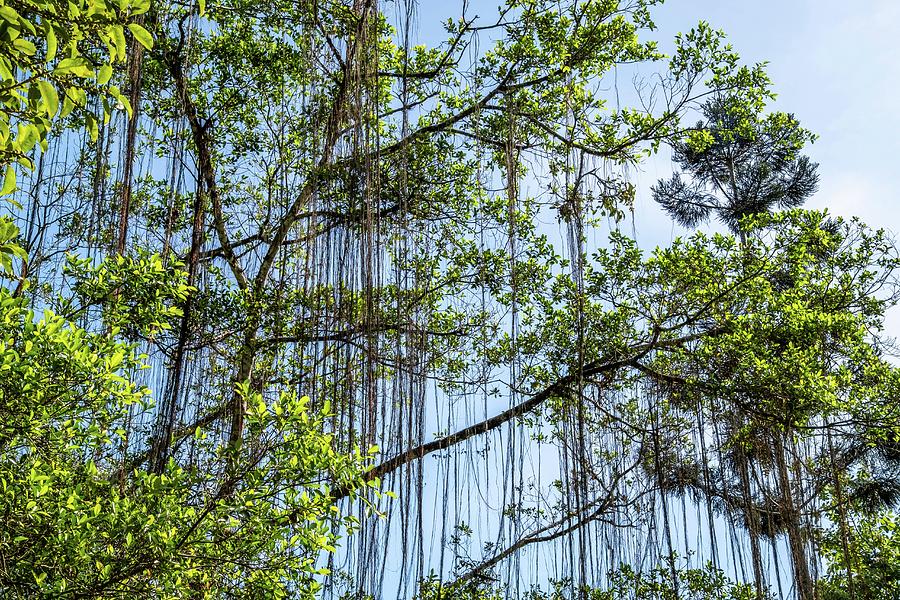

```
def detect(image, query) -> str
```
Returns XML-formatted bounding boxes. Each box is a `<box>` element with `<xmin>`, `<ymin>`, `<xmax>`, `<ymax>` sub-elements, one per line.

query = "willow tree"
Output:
<box><xmin>5</xmin><ymin>0</ymin><xmax>899</xmax><ymax>597</ymax></box>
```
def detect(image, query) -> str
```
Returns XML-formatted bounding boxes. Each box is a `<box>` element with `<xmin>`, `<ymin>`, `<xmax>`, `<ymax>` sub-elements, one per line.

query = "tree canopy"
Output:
<box><xmin>0</xmin><ymin>0</ymin><xmax>898</xmax><ymax>598</ymax></box>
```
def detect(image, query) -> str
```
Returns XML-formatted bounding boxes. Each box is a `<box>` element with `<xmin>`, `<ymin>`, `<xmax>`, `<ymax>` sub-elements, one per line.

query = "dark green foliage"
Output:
<box><xmin>653</xmin><ymin>96</ymin><xmax>819</xmax><ymax>232</ymax></box>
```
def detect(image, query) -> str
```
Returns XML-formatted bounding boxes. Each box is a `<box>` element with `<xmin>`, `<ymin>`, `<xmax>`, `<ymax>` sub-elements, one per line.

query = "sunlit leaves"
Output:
<box><xmin>0</xmin><ymin>276</ymin><xmax>373</xmax><ymax>596</ymax></box>
<box><xmin>61</xmin><ymin>251</ymin><xmax>192</xmax><ymax>336</ymax></box>
<box><xmin>819</xmin><ymin>510</ymin><xmax>900</xmax><ymax>599</ymax></box>
<box><xmin>0</xmin><ymin>0</ymin><xmax>150</xmax><ymax>171</ymax></box>
<box><xmin>127</xmin><ymin>22</ymin><xmax>152</xmax><ymax>49</ymax></box>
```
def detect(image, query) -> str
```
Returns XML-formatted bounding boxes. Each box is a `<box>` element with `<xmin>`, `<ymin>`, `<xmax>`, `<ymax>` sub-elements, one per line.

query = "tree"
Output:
<box><xmin>819</xmin><ymin>510</ymin><xmax>900</xmax><ymax>599</ymax></box>
<box><xmin>52</xmin><ymin>2</ymin><xmax>779</xmax><ymax>593</ymax></box>
<box><xmin>0</xmin><ymin>0</ymin><xmax>150</xmax><ymax>171</ymax></box>
<box><xmin>652</xmin><ymin>95</ymin><xmax>819</xmax><ymax>233</ymax></box>
<box><xmin>635</xmin><ymin>210</ymin><xmax>900</xmax><ymax>600</ymax></box>
<box><xmin>0</xmin><ymin>0</ymin><xmax>375</xmax><ymax>596</ymax></box>
<box><xmin>3</xmin><ymin>0</ymin><xmax>898</xmax><ymax>597</ymax></box>
<box><xmin>412</xmin><ymin>210</ymin><xmax>900</xmax><ymax>597</ymax></box>
<box><xmin>649</xmin><ymin>93</ymin><xmax>829</xmax><ymax>600</ymax></box>
<box><xmin>0</xmin><ymin>261</ymin><xmax>375</xmax><ymax>596</ymax></box>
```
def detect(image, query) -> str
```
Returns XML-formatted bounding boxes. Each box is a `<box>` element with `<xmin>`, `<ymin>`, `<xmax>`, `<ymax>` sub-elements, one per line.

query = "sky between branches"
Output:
<box><xmin>645</xmin><ymin>0</ymin><xmax>900</xmax><ymax>337</ymax></box>
<box><xmin>639</xmin><ymin>0</ymin><xmax>900</xmax><ymax>242</ymax></box>
<box><xmin>413</xmin><ymin>0</ymin><xmax>900</xmax><ymax>332</ymax></box>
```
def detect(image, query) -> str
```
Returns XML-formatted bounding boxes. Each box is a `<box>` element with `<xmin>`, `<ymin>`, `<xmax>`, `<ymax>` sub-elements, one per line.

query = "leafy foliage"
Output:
<box><xmin>0</xmin><ymin>0</ymin><xmax>896</xmax><ymax>597</ymax></box>
<box><xmin>591</xmin><ymin>561</ymin><xmax>765</xmax><ymax>600</ymax></box>
<box><xmin>819</xmin><ymin>511</ymin><xmax>900</xmax><ymax>600</ymax></box>
<box><xmin>0</xmin><ymin>1</ymin><xmax>373</xmax><ymax>596</ymax></box>
<box><xmin>0</xmin><ymin>0</ymin><xmax>151</xmax><ymax>172</ymax></box>
<box><xmin>0</xmin><ymin>277</ymin><xmax>374</xmax><ymax>597</ymax></box>
<box><xmin>653</xmin><ymin>96</ymin><xmax>819</xmax><ymax>231</ymax></box>
<box><xmin>419</xmin><ymin>559</ymin><xmax>766</xmax><ymax>600</ymax></box>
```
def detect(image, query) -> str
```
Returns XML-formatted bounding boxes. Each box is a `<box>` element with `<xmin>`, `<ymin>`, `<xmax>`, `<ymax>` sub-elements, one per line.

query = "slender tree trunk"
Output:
<box><xmin>117</xmin><ymin>15</ymin><xmax>145</xmax><ymax>255</ymax></box>
<box><xmin>738</xmin><ymin>452</ymin><xmax>765</xmax><ymax>597</ymax></box>
<box><xmin>774</xmin><ymin>433</ymin><xmax>814</xmax><ymax>600</ymax></box>
<box><xmin>826</xmin><ymin>427</ymin><xmax>855</xmax><ymax>599</ymax></box>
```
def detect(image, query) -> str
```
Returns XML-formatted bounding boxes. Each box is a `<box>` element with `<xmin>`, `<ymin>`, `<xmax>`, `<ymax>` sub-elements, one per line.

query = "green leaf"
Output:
<box><xmin>0</xmin><ymin>5</ymin><xmax>21</xmax><ymax>29</ymax></box>
<box><xmin>127</xmin><ymin>23</ymin><xmax>153</xmax><ymax>50</ymax></box>
<box><xmin>110</xmin><ymin>25</ymin><xmax>126</xmax><ymax>62</ymax></box>
<box><xmin>0</xmin><ymin>6</ymin><xmax>20</xmax><ymax>25</ymax></box>
<box><xmin>12</xmin><ymin>38</ymin><xmax>36</xmax><ymax>56</ymax></box>
<box><xmin>37</xmin><ymin>81</ymin><xmax>58</xmax><ymax>117</ymax></box>
<box><xmin>0</xmin><ymin>57</ymin><xmax>12</xmax><ymax>81</ymax></box>
<box><xmin>130</xmin><ymin>0</ymin><xmax>151</xmax><ymax>15</ymax></box>
<box><xmin>0</xmin><ymin>166</ymin><xmax>15</xmax><ymax>196</ymax></box>
<box><xmin>68</xmin><ymin>86</ymin><xmax>87</xmax><ymax>108</ymax></box>
<box><xmin>108</xmin><ymin>85</ymin><xmax>132</xmax><ymax>115</ymax></box>
<box><xmin>97</xmin><ymin>64</ymin><xmax>113</xmax><ymax>86</ymax></box>
<box><xmin>45</xmin><ymin>26</ymin><xmax>57</xmax><ymax>62</ymax></box>
<box><xmin>60</xmin><ymin>93</ymin><xmax>75</xmax><ymax>119</ymax></box>
<box><xmin>54</xmin><ymin>57</ymin><xmax>94</xmax><ymax>78</ymax></box>
<box><xmin>85</xmin><ymin>113</ymin><xmax>98</xmax><ymax>142</ymax></box>
<box><xmin>17</xmin><ymin>124</ymin><xmax>39</xmax><ymax>153</ymax></box>
<box><xmin>0</xmin><ymin>217</ymin><xmax>18</xmax><ymax>242</ymax></box>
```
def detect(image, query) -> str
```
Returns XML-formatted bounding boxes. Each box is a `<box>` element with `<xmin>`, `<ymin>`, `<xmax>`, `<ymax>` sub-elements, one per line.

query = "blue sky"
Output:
<box><xmin>364</xmin><ymin>3</ymin><xmax>900</xmax><ymax>589</ymax></box>
<box><xmin>412</xmin><ymin>0</ymin><xmax>900</xmax><ymax>241</ymax></box>
<box><xmin>641</xmin><ymin>0</ymin><xmax>900</xmax><ymax>335</ymax></box>
<box><xmin>637</xmin><ymin>0</ymin><xmax>900</xmax><ymax>239</ymax></box>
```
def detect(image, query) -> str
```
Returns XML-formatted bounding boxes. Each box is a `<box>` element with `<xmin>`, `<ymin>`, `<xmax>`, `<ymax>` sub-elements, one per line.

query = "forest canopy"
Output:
<box><xmin>0</xmin><ymin>0</ymin><xmax>898</xmax><ymax>598</ymax></box>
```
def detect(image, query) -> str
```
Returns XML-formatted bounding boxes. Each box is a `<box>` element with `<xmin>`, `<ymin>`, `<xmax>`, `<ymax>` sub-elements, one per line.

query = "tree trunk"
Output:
<box><xmin>774</xmin><ymin>433</ymin><xmax>814</xmax><ymax>600</ymax></box>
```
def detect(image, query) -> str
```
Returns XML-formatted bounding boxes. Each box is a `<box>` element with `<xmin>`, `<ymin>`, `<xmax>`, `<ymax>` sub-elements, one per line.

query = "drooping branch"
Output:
<box><xmin>453</xmin><ymin>458</ymin><xmax>644</xmax><ymax>585</ymax></box>
<box><xmin>329</xmin><ymin>327</ymin><xmax>732</xmax><ymax>501</ymax></box>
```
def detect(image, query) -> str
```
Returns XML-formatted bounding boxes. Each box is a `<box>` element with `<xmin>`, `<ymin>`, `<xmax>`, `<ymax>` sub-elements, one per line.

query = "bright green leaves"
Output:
<box><xmin>53</xmin><ymin>57</ymin><xmax>95</xmax><ymax>78</ymax></box>
<box><xmin>96</xmin><ymin>63</ymin><xmax>113</xmax><ymax>85</ymax></box>
<box><xmin>0</xmin><ymin>163</ymin><xmax>24</xmax><ymax>276</ymax></box>
<box><xmin>36</xmin><ymin>80</ymin><xmax>59</xmax><ymax>116</ymax></box>
<box><xmin>426</xmin><ymin>558</ymin><xmax>766</xmax><ymax>600</ymax></box>
<box><xmin>109</xmin><ymin>23</ymin><xmax>127</xmax><ymax>60</ymax></box>
<box><xmin>0</xmin><ymin>0</ymin><xmax>153</xmax><ymax>177</ymax></box>
<box><xmin>84</xmin><ymin>111</ymin><xmax>99</xmax><ymax>141</ymax></box>
<box><xmin>672</xmin><ymin>21</ymin><xmax>772</xmax><ymax>103</ymax></box>
<box><xmin>45</xmin><ymin>23</ymin><xmax>57</xmax><ymax>61</ymax></box>
<box><xmin>594</xmin><ymin>560</ymin><xmax>765</xmax><ymax>600</ymax></box>
<box><xmin>819</xmin><ymin>510</ymin><xmax>900</xmax><ymax>599</ymax></box>
<box><xmin>684</xmin><ymin>128</ymin><xmax>715</xmax><ymax>153</ymax></box>
<box><xmin>127</xmin><ymin>22</ymin><xmax>152</xmax><ymax>49</ymax></box>
<box><xmin>627</xmin><ymin>210</ymin><xmax>900</xmax><ymax>485</ymax></box>
<box><xmin>0</xmin><ymin>285</ymin><xmax>148</xmax><ymax>449</ymax></box>
<box><xmin>670</xmin><ymin>21</ymin><xmax>775</xmax><ymax>148</ymax></box>
<box><xmin>61</xmin><ymin>251</ymin><xmax>193</xmax><ymax>337</ymax></box>
<box><xmin>0</xmin><ymin>216</ymin><xmax>26</xmax><ymax>275</ymax></box>
<box><xmin>0</xmin><ymin>278</ymin><xmax>372</xmax><ymax>597</ymax></box>
<box><xmin>530</xmin><ymin>209</ymin><xmax>900</xmax><ymax>444</ymax></box>
<box><xmin>238</xmin><ymin>383</ymin><xmax>379</xmax><ymax>501</ymax></box>
<box><xmin>0</xmin><ymin>165</ymin><xmax>15</xmax><ymax>196</ymax></box>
